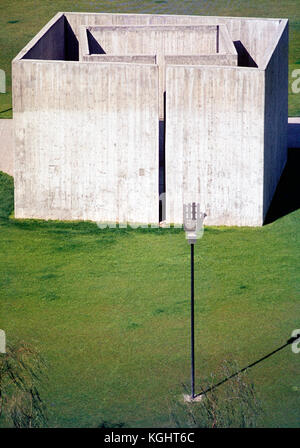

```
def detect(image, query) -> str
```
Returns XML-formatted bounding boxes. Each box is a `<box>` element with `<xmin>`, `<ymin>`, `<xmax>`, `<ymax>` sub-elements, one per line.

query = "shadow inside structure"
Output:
<box><xmin>64</xmin><ymin>16</ymin><xmax>79</xmax><ymax>61</ymax></box>
<box><xmin>87</xmin><ymin>29</ymin><xmax>106</xmax><ymax>54</ymax></box>
<box><xmin>159</xmin><ymin>92</ymin><xmax>166</xmax><ymax>222</ymax></box>
<box><xmin>233</xmin><ymin>40</ymin><xmax>258</xmax><ymax>67</ymax></box>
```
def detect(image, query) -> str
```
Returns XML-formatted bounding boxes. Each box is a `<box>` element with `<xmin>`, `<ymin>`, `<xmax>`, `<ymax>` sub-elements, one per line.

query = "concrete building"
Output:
<box><xmin>12</xmin><ymin>12</ymin><xmax>289</xmax><ymax>226</ymax></box>
<box><xmin>0</xmin><ymin>120</ymin><xmax>14</xmax><ymax>176</ymax></box>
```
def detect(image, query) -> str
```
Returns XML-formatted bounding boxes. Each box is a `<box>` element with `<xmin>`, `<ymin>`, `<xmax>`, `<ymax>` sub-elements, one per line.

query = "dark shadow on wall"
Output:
<box><xmin>159</xmin><ymin>120</ymin><xmax>165</xmax><ymax>222</ymax></box>
<box><xmin>23</xmin><ymin>14</ymin><xmax>66</xmax><ymax>60</ymax></box>
<box><xmin>159</xmin><ymin>92</ymin><xmax>166</xmax><ymax>222</ymax></box>
<box><xmin>64</xmin><ymin>17</ymin><xmax>79</xmax><ymax>61</ymax></box>
<box><xmin>264</xmin><ymin>148</ymin><xmax>300</xmax><ymax>224</ymax></box>
<box><xmin>233</xmin><ymin>41</ymin><xmax>258</xmax><ymax>68</ymax></box>
<box><xmin>87</xmin><ymin>30</ymin><xmax>106</xmax><ymax>54</ymax></box>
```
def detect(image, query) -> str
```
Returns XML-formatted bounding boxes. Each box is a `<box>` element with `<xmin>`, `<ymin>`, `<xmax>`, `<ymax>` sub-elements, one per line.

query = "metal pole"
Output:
<box><xmin>191</xmin><ymin>242</ymin><xmax>195</xmax><ymax>399</ymax></box>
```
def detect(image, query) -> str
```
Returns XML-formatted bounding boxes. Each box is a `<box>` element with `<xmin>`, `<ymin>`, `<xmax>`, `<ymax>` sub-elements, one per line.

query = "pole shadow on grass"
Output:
<box><xmin>0</xmin><ymin>107</ymin><xmax>12</xmax><ymax>114</ymax></box>
<box><xmin>195</xmin><ymin>334</ymin><xmax>300</xmax><ymax>399</ymax></box>
<box><xmin>264</xmin><ymin>146</ymin><xmax>300</xmax><ymax>224</ymax></box>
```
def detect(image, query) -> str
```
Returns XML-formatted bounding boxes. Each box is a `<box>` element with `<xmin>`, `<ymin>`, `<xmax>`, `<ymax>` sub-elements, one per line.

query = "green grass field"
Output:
<box><xmin>0</xmin><ymin>0</ymin><xmax>300</xmax><ymax>118</ymax></box>
<box><xmin>0</xmin><ymin>171</ymin><xmax>299</xmax><ymax>427</ymax></box>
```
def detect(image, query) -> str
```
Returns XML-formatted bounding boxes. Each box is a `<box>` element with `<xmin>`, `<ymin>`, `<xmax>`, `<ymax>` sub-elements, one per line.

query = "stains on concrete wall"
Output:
<box><xmin>11</xmin><ymin>12</ymin><xmax>289</xmax><ymax>226</ymax></box>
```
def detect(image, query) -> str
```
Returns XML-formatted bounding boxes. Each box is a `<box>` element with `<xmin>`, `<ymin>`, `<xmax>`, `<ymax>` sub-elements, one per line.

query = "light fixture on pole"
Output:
<box><xmin>183</xmin><ymin>202</ymin><xmax>206</xmax><ymax>401</ymax></box>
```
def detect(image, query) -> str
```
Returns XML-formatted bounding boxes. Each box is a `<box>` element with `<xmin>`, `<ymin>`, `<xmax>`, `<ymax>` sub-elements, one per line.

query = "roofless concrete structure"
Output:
<box><xmin>12</xmin><ymin>12</ymin><xmax>288</xmax><ymax>226</ymax></box>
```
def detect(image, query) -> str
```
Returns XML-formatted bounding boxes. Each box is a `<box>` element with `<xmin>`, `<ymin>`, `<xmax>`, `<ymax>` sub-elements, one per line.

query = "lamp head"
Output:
<box><xmin>183</xmin><ymin>202</ymin><xmax>207</xmax><ymax>244</ymax></box>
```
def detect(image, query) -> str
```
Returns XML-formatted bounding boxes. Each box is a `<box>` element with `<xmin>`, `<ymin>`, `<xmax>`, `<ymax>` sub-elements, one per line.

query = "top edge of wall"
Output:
<box><xmin>86</xmin><ymin>25</ymin><xmax>219</xmax><ymax>29</ymax></box>
<box><xmin>63</xmin><ymin>12</ymin><xmax>286</xmax><ymax>21</ymax></box>
<box><xmin>12</xmin><ymin>59</ymin><xmax>159</xmax><ymax>68</ymax></box>
<box><xmin>12</xmin><ymin>12</ymin><xmax>287</xmax><ymax>63</ymax></box>
<box><xmin>13</xmin><ymin>58</ymin><xmax>263</xmax><ymax>72</ymax></box>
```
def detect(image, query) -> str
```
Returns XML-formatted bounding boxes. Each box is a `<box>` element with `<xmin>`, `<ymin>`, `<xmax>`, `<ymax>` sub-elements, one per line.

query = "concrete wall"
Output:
<box><xmin>164</xmin><ymin>54</ymin><xmax>237</xmax><ymax>66</ymax></box>
<box><xmin>86</xmin><ymin>25</ymin><xmax>218</xmax><ymax>55</ymax></box>
<box><xmin>85</xmin><ymin>24</ymin><xmax>222</xmax><ymax>118</ymax></box>
<box><xmin>64</xmin><ymin>13</ymin><xmax>281</xmax><ymax>68</ymax></box>
<box><xmin>148</xmin><ymin>15</ymin><xmax>281</xmax><ymax>67</ymax></box>
<box><xmin>79</xmin><ymin>23</ymin><xmax>236</xmax><ymax>117</ymax></box>
<box><xmin>0</xmin><ymin>120</ymin><xmax>13</xmax><ymax>176</ymax></box>
<box><xmin>263</xmin><ymin>20</ymin><xmax>289</xmax><ymax>220</ymax></box>
<box><xmin>218</xmin><ymin>24</ymin><xmax>237</xmax><ymax>55</ymax></box>
<box><xmin>12</xmin><ymin>60</ymin><xmax>159</xmax><ymax>224</ymax></box>
<box><xmin>82</xmin><ymin>54</ymin><xmax>156</xmax><ymax>63</ymax></box>
<box><xmin>17</xmin><ymin>12</ymin><xmax>279</xmax><ymax>67</ymax></box>
<box><xmin>4</xmin><ymin>114</ymin><xmax>297</xmax><ymax>185</ymax></box>
<box><xmin>165</xmin><ymin>65</ymin><xmax>265</xmax><ymax>226</ymax></box>
<box><xmin>12</xmin><ymin>12</ymin><xmax>288</xmax><ymax>227</ymax></box>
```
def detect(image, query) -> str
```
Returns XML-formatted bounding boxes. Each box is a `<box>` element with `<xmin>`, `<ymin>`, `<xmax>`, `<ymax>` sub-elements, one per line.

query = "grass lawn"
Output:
<box><xmin>0</xmin><ymin>0</ymin><xmax>300</xmax><ymax>118</ymax></box>
<box><xmin>0</xmin><ymin>171</ymin><xmax>299</xmax><ymax>427</ymax></box>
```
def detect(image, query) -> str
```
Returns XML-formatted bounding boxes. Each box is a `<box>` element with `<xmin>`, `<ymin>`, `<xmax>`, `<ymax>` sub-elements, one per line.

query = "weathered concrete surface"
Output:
<box><xmin>218</xmin><ymin>23</ymin><xmax>237</xmax><ymax>55</ymax></box>
<box><xmin>82</xmin><ymin>54</ymin><xmax>156</xmax><ymax>63</ymax></box>
<box><xmin>13</xmin><ymin>61</ymin><xmax>159</xmax><ymax>224</ymax></box>
<box><xmin>86</xmin><ymin>25</ymin><xmax>219</xmax><ymax>55</ymax></box>
<box><xmin>83</xmin><ymin>24</ymin><xmax>235</xmax><ymax>117</ymax></box>
<box><xmin>65</xmin><ymin>13</ymin><xmax>282</xmax><ymax>67</ymax></box>
<box><xmin>3</xmin><ymin>115</ymin><xmax>297</xmax><ymax>184</ymax></box>
<box><xmin>165</xmin><ymin>19</ymin><xmax>288</xmax><ymax>227</ymax></box>
<box><xmin>12</xmin><ymin>12</ymin><xmax>289</xmax><ymax>226</ymax></box>
<box><xmin>164</xmin><ymin>54</ymin><xmax>237</xmax><ymax>66</ymax></box>
<box><xmin>288</xmin><ymin>118</ymin><xmax>300</xmax><ymax>148</ymax></box>
<box><xmin>0</xmin><ymin>119</ymin><xmax>13</xmax><ymax>176</ymax></box>
<box><xmin>166</xmin><ymin>65</ymin><xmax>265</xmax><ymax>226</ymax></box>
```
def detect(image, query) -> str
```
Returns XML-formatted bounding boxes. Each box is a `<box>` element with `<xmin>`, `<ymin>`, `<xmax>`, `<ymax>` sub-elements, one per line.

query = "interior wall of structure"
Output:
<box><xmin>84</xmin><ymin>24</ymin><xmax>224</xmax><ymax>118</ymax></box>
<box><xmin>64</xmin><ymin>13</ymin><xmax>281</xmax><ymax>67</ymax></box>
<box><xmin>87</xmin><ymin>25</ymin><xmax>218</xmax><ymax>55</ymax></box>
<box><xmin>218</xmin><ymin>24</ymin><xmax>237</xmax><ymax>55</ymax></box>
<box><xmin>82</xmin><ymin>54</ymin><xmax>156</xmax><ymax>63</ymax></box>
<box><xmin>164</xmin><ymin>54</ymin><xmax>237</xmax><ymax>66</ymax></box>
<box><xmin>13</xmin><ymin>60</ymin><xmax>159</xmax><ymax>224</ymax></box>
<box><xmin>165</xmin><ymin>65</ymin><xmax>265</xmax><ymax>227</ymax></box>
<box><xmin>263</xmin><ymin>21</ymin><xmax>289</xmax><ymax>220</ymax></box>
<box><xmin>22</xmin><ymin>14</ymin><xmax>66</xmax><ymax>60</ymax></box>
